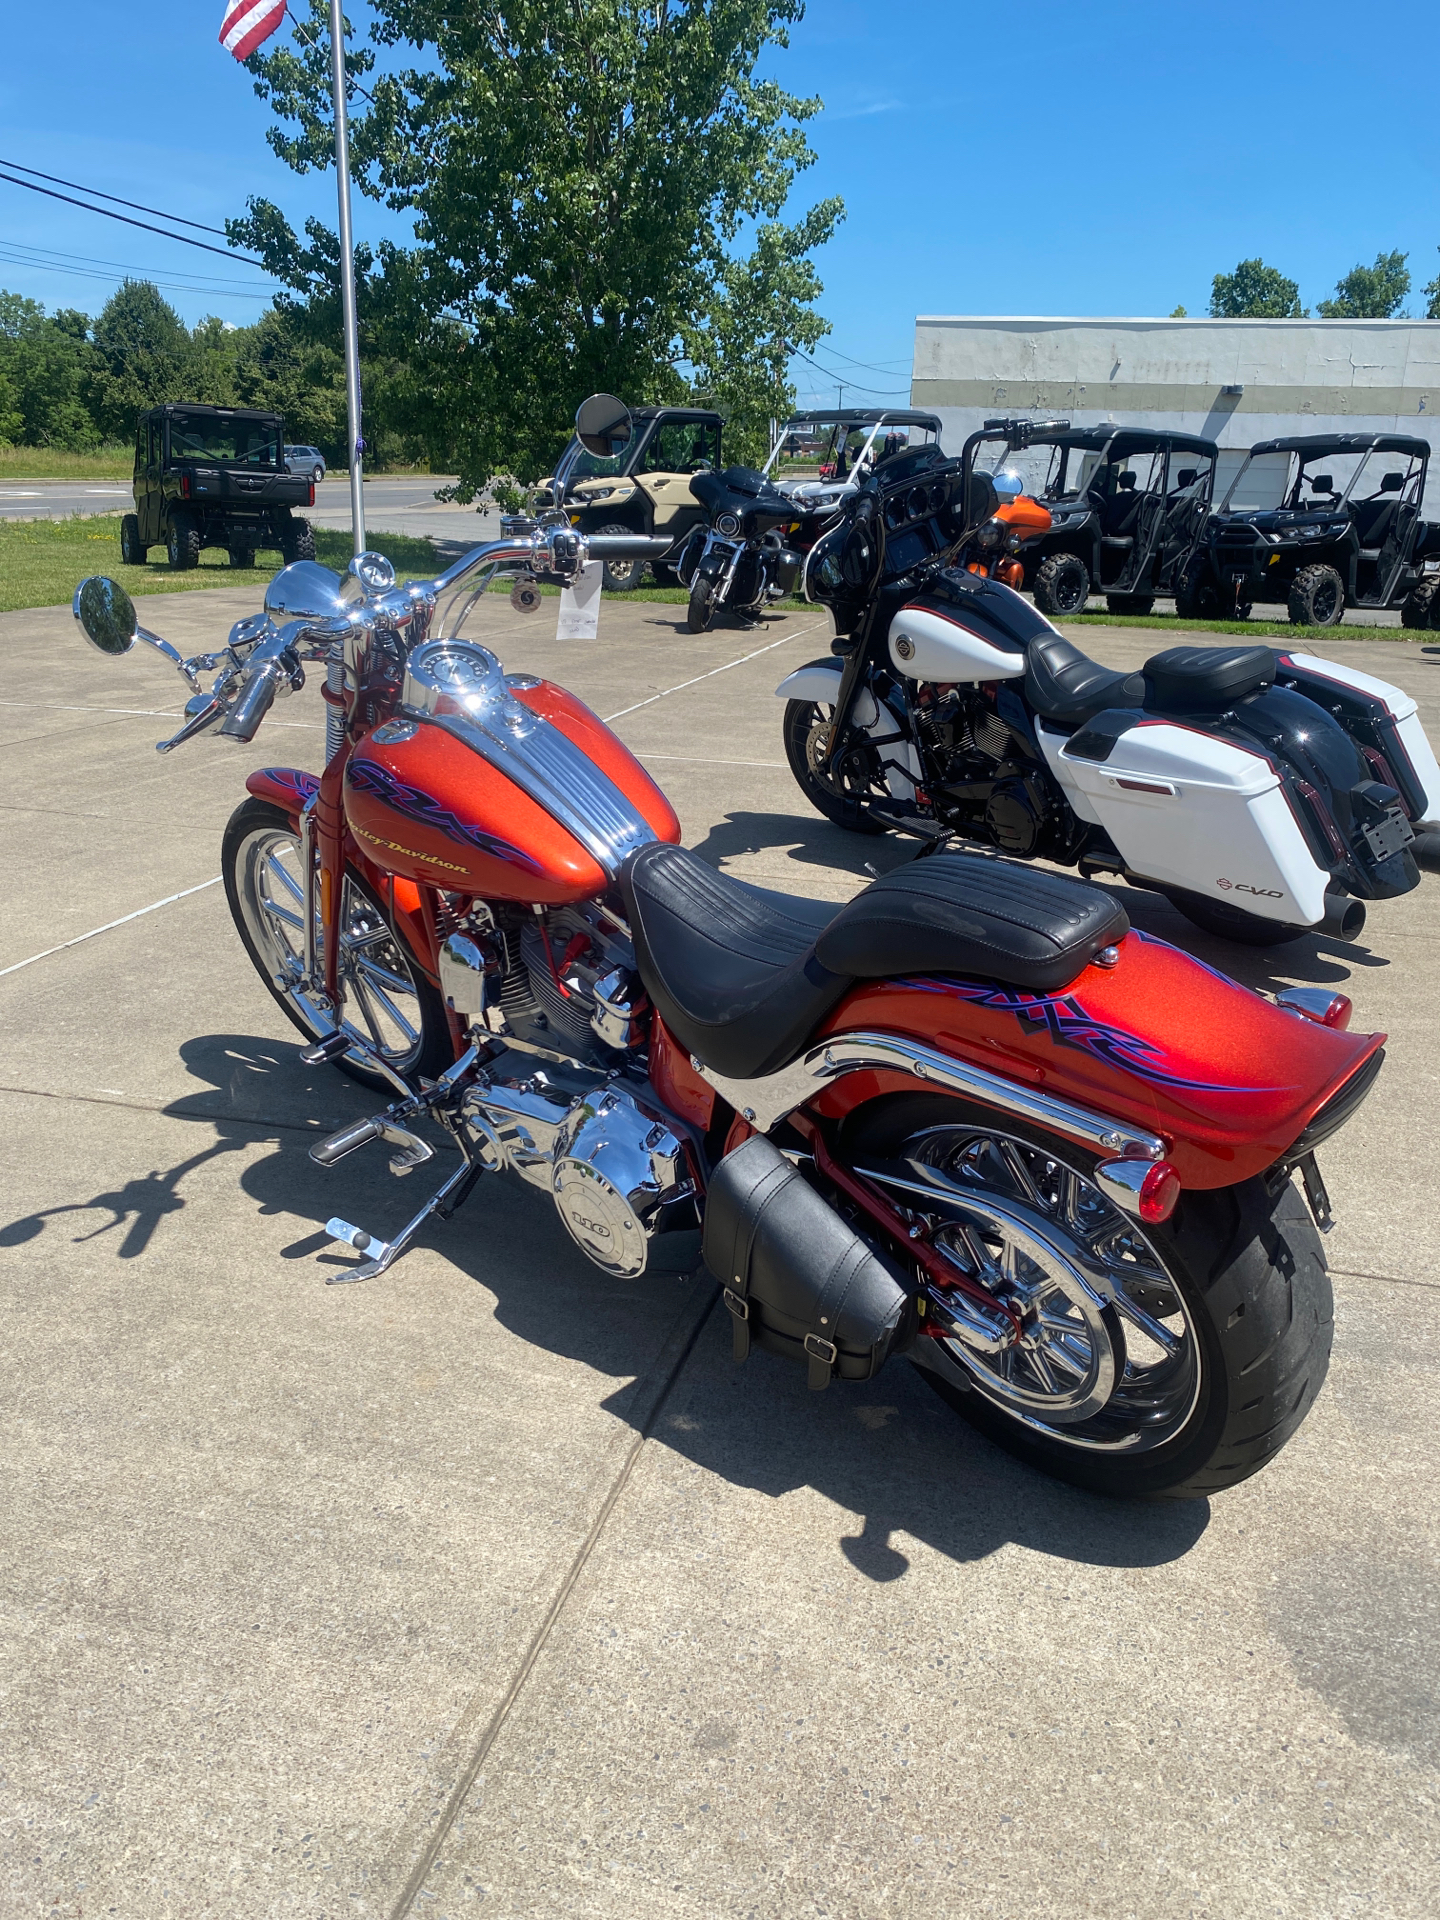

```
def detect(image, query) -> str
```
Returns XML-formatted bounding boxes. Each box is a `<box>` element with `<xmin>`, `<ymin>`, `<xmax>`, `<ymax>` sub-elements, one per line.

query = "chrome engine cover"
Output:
<box><xmin>549</xmin><ymin>1088</ymin><xmax>693</xmax><ymax>1277</ymax></box>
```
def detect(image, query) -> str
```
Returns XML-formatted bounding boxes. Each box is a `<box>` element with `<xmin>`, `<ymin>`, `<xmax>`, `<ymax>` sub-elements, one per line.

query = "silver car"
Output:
<box><xmin>284</xmin><ymin>444</ymin><xmax>327</xmax><ymax>483</ymax></box>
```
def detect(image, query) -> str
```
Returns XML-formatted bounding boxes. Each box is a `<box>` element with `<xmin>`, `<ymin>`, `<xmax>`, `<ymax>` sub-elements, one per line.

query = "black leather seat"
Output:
<box><xmin>619</xmin><ymin>843</ymin><xmax>1130</xmax><ymax>1080</ymax></box>
<box><xmin>1144</xmin><ymin>644</ymin><xmax>1276</xmax><ymax>711</ymax></box>
<box><xmin>1024</xmin><ymin>634</ymin><xmax>1147</xmax><ymax>730</ymax></box>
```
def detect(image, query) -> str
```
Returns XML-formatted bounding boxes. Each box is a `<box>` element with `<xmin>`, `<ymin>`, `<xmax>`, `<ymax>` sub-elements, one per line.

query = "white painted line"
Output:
<box><xmin>0</xmin><ymin>490</ymin><xmax>43</xmax><ymax>498</ymax></box>
<box><xmin>0</xmin><ymin>877</ymin><xmax>222</xmax><ymax>980</ymax></box>
<box><xmin>602</xmin><ymin>619</ymin><xmax>827</xmax><ymax>723</ymax></box>
<box><xmin>84</xmin><ymin>488</ymin><xmax>131</xmax><ymax>495</ymax></box>
<box><xmin>0</xmin><ymin>700</ymin><xmax>188</xmax><ymax>718</ymax></box>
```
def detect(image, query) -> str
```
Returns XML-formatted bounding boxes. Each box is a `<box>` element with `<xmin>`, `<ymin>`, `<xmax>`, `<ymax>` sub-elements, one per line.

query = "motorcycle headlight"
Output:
<box><xmin>717</xmin><ymin>511</ymin><xmax>741</xmax><ymax>537</ymax></box>
<box><xmin>974</xmin><ymin>516</ymin><xmax>1005</xmax><ymax>551</ymax></box>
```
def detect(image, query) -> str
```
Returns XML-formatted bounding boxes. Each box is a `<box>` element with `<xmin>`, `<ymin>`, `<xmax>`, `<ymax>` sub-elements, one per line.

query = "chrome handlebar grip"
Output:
<box><xmin>219</xmin><ymin>660</ymin><xmax>282</xmax><ymax>741</ymax></box>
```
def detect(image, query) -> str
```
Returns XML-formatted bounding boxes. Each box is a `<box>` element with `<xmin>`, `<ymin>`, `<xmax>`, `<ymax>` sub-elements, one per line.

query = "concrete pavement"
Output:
<box><xmin>1</xmin><ymin>583</ymin><xmax>1438</xmax><ymax>1916</ymax></box>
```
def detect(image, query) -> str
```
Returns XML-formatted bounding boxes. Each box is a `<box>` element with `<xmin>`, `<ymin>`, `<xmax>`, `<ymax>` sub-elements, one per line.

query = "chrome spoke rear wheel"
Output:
<box><xmin>874</xmin><ymin>1123</ymin><xmax>1202</xmax><ymax>1455</ymax></box>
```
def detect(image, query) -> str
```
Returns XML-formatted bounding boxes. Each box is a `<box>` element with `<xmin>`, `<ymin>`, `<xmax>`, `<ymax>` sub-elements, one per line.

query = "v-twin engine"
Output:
<box><xmin>462</xmin><ymin>1075</ymin><xmax>698</xmax><ymax>1277</ymax></box>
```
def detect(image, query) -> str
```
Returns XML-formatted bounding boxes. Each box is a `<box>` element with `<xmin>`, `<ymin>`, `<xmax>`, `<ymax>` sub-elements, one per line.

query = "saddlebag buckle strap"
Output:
<box><xmin>724</xmin><ymin>1284</ymin><xmax>752</xmax><ymax>1360</ymax></box>
<box><xmin>804</xmin><ymin>1330</ymin><xmax>838</xmax><ymax>1391</ymax></box>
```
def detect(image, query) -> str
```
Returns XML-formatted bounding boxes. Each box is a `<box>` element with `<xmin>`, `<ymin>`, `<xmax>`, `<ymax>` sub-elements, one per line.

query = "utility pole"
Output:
<box><xmin>328</xmin><ymin>0</ymin><xmax>365</xmax><ymax>553</ymax></box>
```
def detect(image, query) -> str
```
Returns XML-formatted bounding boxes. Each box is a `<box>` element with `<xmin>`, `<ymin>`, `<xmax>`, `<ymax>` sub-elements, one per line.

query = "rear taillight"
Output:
<box><xmin>1095</xmin><ymin>1157</ymin><xmax>1182</xmax><ymax>1225</ymax></box>
<box><xmin>179</xmin><ymin>473</ymin><xmax>192</xmax><ymax>500</ymax></box>
<box><xmin>308</xmin><ymin>479</ymin><xmax>315</xmax><ymax>506</ymax></box>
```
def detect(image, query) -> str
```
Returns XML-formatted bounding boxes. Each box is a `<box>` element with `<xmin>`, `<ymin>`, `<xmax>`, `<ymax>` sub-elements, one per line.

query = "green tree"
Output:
<box><xmin>231</xmin><ymin>0</ymin><xmax>842</xmax><ymax>489</ymax></box>
<box><xmin>1318</xmin><ymin>250</ymin><xmax>1410</xmax><ymax>319</ymax></box>
<box><xmin>1209</xmin><ymin>258</ymin><xmax>1304</xmax><ymax>319</ymax></box>
<box><xmin>0</xmin><ymin>292</ymin><xmax>101</xmax><ymax>448</ymax></box>
<box><xmin>89</xmin><ymin>281</ymin><xmax>197</xmax><ymax>439</ymax></box>
<box><xmin>1427</xmin><ymin>251</ymin><xmax>1440</xmax><ymax>321</ymax></box>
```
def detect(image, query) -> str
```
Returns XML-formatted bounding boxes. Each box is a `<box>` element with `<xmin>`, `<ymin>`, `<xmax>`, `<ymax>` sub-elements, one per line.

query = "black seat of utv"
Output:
<box><xmin>619</xmin><ymin>843</ymin><xmax>1129</xmax><ymax>1080</ymax></box>
<box><xmin>1024</xmin><ymin>633</ymin><xmax>1148</xmax><ymax>730</ymax></box>
<box><xmin>1143</xmin><ymin>644</ymin><xmax>1276</xmax><ymax>710</ymax></box>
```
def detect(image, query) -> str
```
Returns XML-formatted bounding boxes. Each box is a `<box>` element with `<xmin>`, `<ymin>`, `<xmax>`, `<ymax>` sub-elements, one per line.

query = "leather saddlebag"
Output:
<box><xmin>702</xmin><ymin>1133</ymin><xmax>917</xmax><ymax>1390</ymax></box>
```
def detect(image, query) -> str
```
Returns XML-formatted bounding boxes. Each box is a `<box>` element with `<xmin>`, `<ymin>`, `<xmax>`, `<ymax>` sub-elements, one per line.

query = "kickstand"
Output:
<box><xmin>325</xmin><ymin>1149</ymin><xmax>485</xmax><ymax>1283</ymax></box>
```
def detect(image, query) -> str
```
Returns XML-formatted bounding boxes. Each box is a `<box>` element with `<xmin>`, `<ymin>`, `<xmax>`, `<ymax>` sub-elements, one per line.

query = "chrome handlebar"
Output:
<box><xmin>83</xmin><ymin>523</ymin><xmax>671</xmax><ymax>756</ymax></box>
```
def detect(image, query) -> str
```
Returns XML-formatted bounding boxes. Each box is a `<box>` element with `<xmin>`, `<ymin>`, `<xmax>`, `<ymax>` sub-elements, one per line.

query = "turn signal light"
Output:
<box><xmin>1275</xmin><ymin>987</ymin><xmax>1352</xmax><ymax>1030</ymax></box>
<box><xmin>308</xmin><ymin>479</ymin><xmax>316</xmax><ymax>506</ymax></box>
<box><xmin>1095</xmin><ymin>1157</ymin><xmax>1182</xmax><ymax>1224</ymax></box>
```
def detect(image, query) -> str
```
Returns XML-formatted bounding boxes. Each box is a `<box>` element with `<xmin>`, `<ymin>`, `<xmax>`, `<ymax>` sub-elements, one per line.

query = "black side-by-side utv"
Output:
<box><xmin>121</xmin><ymin>403</ymin><xmax>316</xmax><ymax>570</ymax></box>
<box><xmin>1181</xmin><ymin>432</ymin><xmax>1439</xmax><ymax>627</ymax></box>
<box><xmin>964</xmin><ymin>419</ymin><xmax>1219</xmax><ymax>617</ymax></box>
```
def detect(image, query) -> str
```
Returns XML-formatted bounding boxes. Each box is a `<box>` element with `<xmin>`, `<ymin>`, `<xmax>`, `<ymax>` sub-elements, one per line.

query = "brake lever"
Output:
<box><xmin>156</xmin><ymin>696</ymin><xmax>228</xmax><ymax>755</ymax></box>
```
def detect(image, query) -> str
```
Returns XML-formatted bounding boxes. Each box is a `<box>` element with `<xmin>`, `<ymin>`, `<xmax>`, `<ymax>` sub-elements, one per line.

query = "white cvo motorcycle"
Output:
<box><xmin>777</xmin><ymin>448</ymin><xmax>1440</xmax><ymax>945</ymax></box>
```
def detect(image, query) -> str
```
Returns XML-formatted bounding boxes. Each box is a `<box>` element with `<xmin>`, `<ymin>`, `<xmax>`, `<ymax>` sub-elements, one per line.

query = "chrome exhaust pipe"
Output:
<box><xmin>1319</xmin><ymin>890</ymin><xmax>1366</xmax><ymax>941</ymax></box>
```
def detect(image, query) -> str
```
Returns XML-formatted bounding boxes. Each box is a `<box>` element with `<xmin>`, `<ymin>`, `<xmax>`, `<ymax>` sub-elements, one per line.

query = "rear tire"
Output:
<box><xmin>1400</xmin><ymin>578</ymin><xmax>1438</xmax><ymax>629</ymax></box>
<box><xmin>1289</xmin><ymin>563</ymin><xmax>1345</xmax><ymax>627</ymax></box>
<box><xmin>119</xmin><ymin>514</ymin><xmax>146</xmax><ymax>566</ymax></box>
<box><xmin>1106</xmin><ymin>593</ymin><xmax>1155</xmax><ymax>616</ymax></box>
<box><xmin>1162</xmin><ymin>886</ymin><xmax>1308</xmax><ymax>945</ymax></box>
<box><xmin>280</xmin><ymin>516</ymin><xmax>316</xmax><ymax>565</ymax></box>
<box><xmin>781</xmin><ymin>696</ymin><xmax>889</xmax><ymax>835</ymax></box>
<box><xmin>166</xmin><ymin>513</ymin><xmax>202</xmax><ymax>570</ymax></box>
<box><xmin>1174</xmin><ymin>559</ymin><xmax>1220</xmax><ymax>622</ymax></box>
<box><xmin>597</xmin><ymin>523</ymin><xmax>646</xmax><ymax>592</ymax></box>
<box><xmin>686</xmin><ymin>576</ymin><xmax>717</xmax><ymax>632</ymax></box>
<box><xmin>1032</xmin><ymin>552</ymin><xmax>1090</xmax><ymax>616</ymax></box>
<box><xmin>842</xmin><ymin>1094</ymin><xmax>1333</xmax><ymax>1499</ymax></box>
<box><xmin>221</xmin><ymin>798</ymin><xmax>452</xmax><ymax>1093</ymax></box>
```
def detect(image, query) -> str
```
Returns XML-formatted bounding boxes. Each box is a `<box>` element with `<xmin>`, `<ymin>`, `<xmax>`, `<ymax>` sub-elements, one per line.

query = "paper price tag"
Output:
<box><xmin>555</xmin><ymin>560</ymin><xmax>604</xmax><ymax>640</ymax></box>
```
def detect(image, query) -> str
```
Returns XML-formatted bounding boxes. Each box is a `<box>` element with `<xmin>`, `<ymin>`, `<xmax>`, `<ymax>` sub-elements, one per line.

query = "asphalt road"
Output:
<box><xmin>1</xmin><ymin>589</ymin><xmax>1437</xmax><ymax>1915</ymax></box>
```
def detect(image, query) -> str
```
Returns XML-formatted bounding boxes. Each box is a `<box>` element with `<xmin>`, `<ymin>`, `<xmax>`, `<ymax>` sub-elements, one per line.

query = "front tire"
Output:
<box><xmin>1032</xmin><ymin>552</ymin><xmax>1091</xmax><ymax>616</ymax></box>
<box><xmin>1106</xmin><ymin>592</ymin><xmax>1155</xmax><ymax>616</ymax></box>
<box><xmin>1400</xmin><ymin>578</ymin><xmax>1438</xmax><ymax>629</ymax></box>
<box><xmin>596</xmin><ymin>523</ymin><xmax>646</xmax><ymax>592</ymax></box>
<box><xmin>119</xmin><ymin>514</ymin><xmax>147</xmax><ymax>566</ymax></box>
<box><xmin>221</xmin><ymin>798</ymin><xmax>451</xmax><ymax>1092</ymax></box>
<box><xmin>1174</xmin><ymin>558</ymin><xmax>1220</xmax><ymax>622</ymax></box>
<box><xmin>781</xmin><ymin>696</ymin><xmax>889</xmax><ymax>835</ymax></box>
<box><xmin>1289</xmin><ymin>563</ymin><xmax>1345</xmax><ymax>627</ymax></box>
<box><xmin>228</xmin><ymin>546</ymin><xmax>256</xmax><ymax>570</ymax></box>
<box><xmin>686</xmin><ymin>576</ymin><xmax>717</xmax><ymax>632</ymax></box>
<box><xmin>842</xmin><ymin>1095</ymin><xmax>1332</xmax><ymax>1499</ymax></box>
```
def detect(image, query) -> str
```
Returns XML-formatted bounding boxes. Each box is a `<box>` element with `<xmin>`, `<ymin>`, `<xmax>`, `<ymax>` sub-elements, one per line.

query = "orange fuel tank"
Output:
<box><xmin>344</xmin><ymin>679</ymin><xmax>680</xmax><ymax>905</ymax></box>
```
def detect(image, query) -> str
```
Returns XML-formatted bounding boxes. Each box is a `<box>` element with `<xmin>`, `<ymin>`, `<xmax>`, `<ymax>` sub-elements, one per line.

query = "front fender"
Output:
<box><xmin>775</xmin><ymin>658</ymin><xmax>845</xmax><ymax>703</ymax></box>
<box><xmin>246</xmin><ymin>765</ymin><xmax>319</xmax><ymax>820</ymax></box>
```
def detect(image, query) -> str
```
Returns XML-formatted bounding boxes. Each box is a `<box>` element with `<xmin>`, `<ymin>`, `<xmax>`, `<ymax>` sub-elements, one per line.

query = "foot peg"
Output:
<box><xmin>310</xmin><ymin>1112</ymin><xmax>436</xmax><ymax>1175</ymax></box>
<box><xmin>301</xmin><ymin>1030</ymin><xmax>354</xmax><ymax>1067</ymax></box>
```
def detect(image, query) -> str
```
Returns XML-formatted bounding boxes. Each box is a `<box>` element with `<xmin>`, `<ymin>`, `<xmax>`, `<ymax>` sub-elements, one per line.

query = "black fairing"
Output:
<box><xmin>692</xmin><ymin>465</ymin><xmax>795</xmax><ymax>536</ymax></box>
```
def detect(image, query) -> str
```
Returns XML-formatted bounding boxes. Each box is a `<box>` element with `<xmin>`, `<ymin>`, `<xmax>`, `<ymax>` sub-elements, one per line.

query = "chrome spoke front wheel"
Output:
<box><xmin>870</xmin><ymin>1125</ymin><xmax>1203</xmax><ymax>1455</ymax></box>
<box><xmin>235</xmin><ymin>824</ymin><xmax>429</xmax><ymax>1071</ymax></box>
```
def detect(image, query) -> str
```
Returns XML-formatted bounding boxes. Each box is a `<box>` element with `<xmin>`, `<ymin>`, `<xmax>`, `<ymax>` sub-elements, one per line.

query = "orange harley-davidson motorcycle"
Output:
<box><xmin>73</xmin><ymin>396</ymin><xmax>1385</xmax><ymax>1500</ymax></box>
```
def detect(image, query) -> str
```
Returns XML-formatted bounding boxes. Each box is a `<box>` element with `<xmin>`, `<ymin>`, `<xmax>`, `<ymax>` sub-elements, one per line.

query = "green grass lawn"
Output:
<box><xmin>1064</xmin><ymin>608</ymin><xmax>1414</xmax><ymax>644</ymax></box>
<box><xmin>0</xmin><ymin>444</ymin><xmax>134</xmax><ymax>481</ymax></box>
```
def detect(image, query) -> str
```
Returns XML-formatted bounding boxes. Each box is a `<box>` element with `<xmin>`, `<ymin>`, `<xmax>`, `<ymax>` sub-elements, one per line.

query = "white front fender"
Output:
<box><xmin>775</xmin><ymin>659</ymin><xmax>881</xmax><ymax>728</ymax></box>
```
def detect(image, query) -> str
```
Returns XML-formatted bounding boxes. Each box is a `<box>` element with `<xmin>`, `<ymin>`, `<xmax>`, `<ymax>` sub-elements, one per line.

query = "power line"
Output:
<box><xmin>0</xmin><ymin>249</ymin><xmax>279</xmax><ymax>304</ymax></box>
<box><xmin>0</xmin><ymin>238</ymin><xmax>282</xmax><ymax>293</ymax></box>
<box><xmin>0</xmin><ymin>170</ymin><xmax>270</xmax><ymax>268</ymax></box>
<box><xmin>809</xmin><ymin>341</ymin><xmax>914</xmax><ymax>376</ymax></box>
<box><xmin>791</xmin><ymin>344</ymin><xmax>910</xmax><ymax>397</ymax></box>
<box><xmin>0</xmin><ymin>158</ymin><xmax>236</xmax><ymax>239</ymax></box>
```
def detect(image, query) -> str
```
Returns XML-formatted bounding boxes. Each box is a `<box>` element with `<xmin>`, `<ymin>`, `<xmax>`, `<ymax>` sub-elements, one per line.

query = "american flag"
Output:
<box><xmin>219</xmin><ymin>1</ymin><xmax>288</xmax><ymax>62</ymax></box>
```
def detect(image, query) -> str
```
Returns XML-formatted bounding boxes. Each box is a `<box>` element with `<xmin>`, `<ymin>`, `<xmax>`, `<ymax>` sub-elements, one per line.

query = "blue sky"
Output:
<box><xmin>3</xmin><ymin>0</ymin><xmax>1437</xmax><ymax>402</ymax></box>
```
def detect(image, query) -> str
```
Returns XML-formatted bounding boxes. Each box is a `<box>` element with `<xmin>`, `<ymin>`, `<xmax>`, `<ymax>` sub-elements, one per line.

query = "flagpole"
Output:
<box><xmin>328</xmin><ymin>0</ymin><xmax>365</xmax><ymax>554</ymax></box>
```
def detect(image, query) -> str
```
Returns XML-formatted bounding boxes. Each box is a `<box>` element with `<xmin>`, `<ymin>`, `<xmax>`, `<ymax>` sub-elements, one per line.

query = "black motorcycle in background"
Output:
<box><xmin>675</xmin><ymin>465</ymin><xmax>818</xmax><ymax>631</ymax></box>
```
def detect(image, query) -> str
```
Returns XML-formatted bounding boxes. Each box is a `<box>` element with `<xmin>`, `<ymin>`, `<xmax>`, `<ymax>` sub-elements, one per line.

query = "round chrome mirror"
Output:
<box><xmin>264</xmin><ymin>560</ymin><xmax>348</xmax><ymax>621</ymax></box>
<box><xmin>574</xmin><ymin>393</ymin><xmax>632</xmax><ymax>458</ymax></box>
<box><xmin>991</xmin><ymin>467</ymin><xmax>1025</xmax><ymax>502</ymax></box>
<box><xmin>73</xmin><ymin>576</ymin><xmax>139</xmax><ymax>656</ymax></box>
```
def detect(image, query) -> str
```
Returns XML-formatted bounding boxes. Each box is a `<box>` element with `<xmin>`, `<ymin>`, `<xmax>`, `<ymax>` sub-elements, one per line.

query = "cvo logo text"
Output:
<box><xmin>1217</xmin><ymin>878</ymin><xmax>1283</xmax><ymax>898</ymax></box>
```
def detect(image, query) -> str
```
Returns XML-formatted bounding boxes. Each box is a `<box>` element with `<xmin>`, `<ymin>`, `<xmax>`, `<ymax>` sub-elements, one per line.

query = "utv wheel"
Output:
<box><xmin>1400</xmin><ymin>578</ymin><xmax>1438</xmax><ymax>629</ymax></box>
<box><xmin>280</xmin><ymin>516</ymin><xmax>316</xmax><ymax>565</ymax></box>
<box><xmin>686</xmin><ymin>576</ymin><xmax>717</xmax><ymax>632</ymax></box>
<box><xmin>166</xmin><ymin>513</ymin><xmax>202</xmax><ymax>570</ymax></box>
<box><xmin>1106</xmin><ymin>593</ymin><xmax>1155</xmax><ymax>616</ymax></box>
<box><xmin>1174</xmin><ymin>561</ymin><xmax>1219</xmax><ymax>622</ymax></box>
<box><xmin>119</xmin><ymin>514</ymin><xmax>146</xmax><ymax>566</ymax></box>
<box><xmin>781</xmin><ymin>695</ymin><xmax>888</xmax><ymax>835</ymax></box>
<box><xmin>222</xmin><ymin>797</ymin><xmax>452</xmax><ymax>1093</ymax></box>
<box><xmin>843</xmin><ymin>1094</ymin><xmax>1333</xmax><ymax>1499</ymax></box>
<box><xmin>228</xmin><ymin>547</ymin><xmax>256</xmax><ymax>570</ymax></box>
<box><xmin>1161</xmin><ymin>886</ymin><xmax>1307</xmax><ymax>946</ymax></box>
<box><xmin>1289</xmin><ymin>563</ymin><xmax>1345</xmax><ymax>627</ymax></box>
<box><xmin>1032</xmin><ymin>552</ymin><xmax>1090</xmax><ymax>616</ymax></box>
<box><xmin>596</xmin><ymin>523</ymin><xmax>646</xmax><ymax>592</ymax></box>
